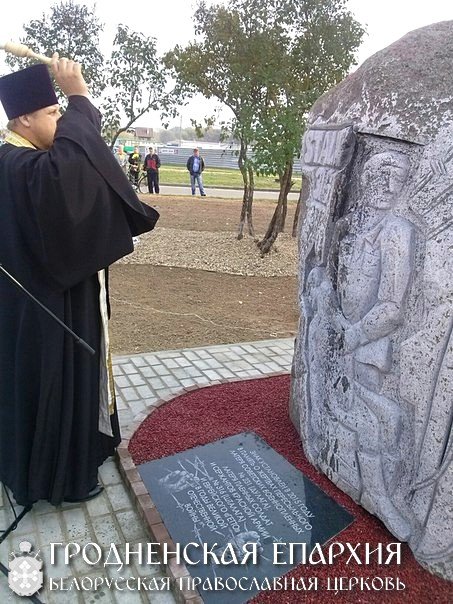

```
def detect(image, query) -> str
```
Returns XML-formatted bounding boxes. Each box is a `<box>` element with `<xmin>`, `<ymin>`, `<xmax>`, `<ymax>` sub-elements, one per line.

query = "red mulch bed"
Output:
<box><xmin>129</xmin><ymin>375</ymin><xmax>453</xmax><ymax>603</ymax></box>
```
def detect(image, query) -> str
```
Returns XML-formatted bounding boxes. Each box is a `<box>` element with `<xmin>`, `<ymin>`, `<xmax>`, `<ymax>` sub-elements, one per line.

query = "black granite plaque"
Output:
<box><xmin>138</xmin><ymin>432</ymin><xmax>353</xmax><ymax>603</ymax></box>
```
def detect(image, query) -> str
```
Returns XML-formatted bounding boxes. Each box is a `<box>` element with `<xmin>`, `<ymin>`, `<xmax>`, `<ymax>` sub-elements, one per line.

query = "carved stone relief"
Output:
<box><xmin>292</xmin><ymin>121</ymin><xmax>453</xmax><ymax>578</ymax></box>
<box><xmin>291</xmin><ymin>23</ymin><xmax>453</xmax><ymax>579</ymax></box>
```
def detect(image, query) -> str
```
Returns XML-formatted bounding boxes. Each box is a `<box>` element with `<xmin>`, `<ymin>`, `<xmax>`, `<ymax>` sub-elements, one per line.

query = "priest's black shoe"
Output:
<box><xmin>64</xmin><ymin>484</ymin><xmax>104</xmax><ymax>503</ymax></box>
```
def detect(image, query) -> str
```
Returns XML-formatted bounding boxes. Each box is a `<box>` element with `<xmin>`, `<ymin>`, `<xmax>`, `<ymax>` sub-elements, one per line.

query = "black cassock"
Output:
<box><xmin>0</xmin><ymin>96</ymin><xmax>159</xmax><ymax>505</ymax></box>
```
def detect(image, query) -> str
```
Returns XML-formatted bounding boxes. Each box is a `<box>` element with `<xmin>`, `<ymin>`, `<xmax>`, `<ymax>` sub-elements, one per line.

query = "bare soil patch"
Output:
<box><xmin>143</xmin><ymin>195</ymin><xmax>298</xmax><ymax>233</ymax></box>
<box><xmin>109</xmin><ymin>194</ymin><xmax>299</xmax><ymax>354</ymax></box>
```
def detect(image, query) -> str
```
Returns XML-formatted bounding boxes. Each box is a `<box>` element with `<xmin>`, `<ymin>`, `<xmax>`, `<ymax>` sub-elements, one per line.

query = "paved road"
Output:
<box><xmin>158</xmin><ymin>184</ymin><xmax>300</xmax><ymax>201</ymax></box>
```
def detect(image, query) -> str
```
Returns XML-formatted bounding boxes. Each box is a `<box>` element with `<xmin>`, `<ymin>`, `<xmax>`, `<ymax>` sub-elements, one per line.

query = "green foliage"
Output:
<box><xmin>239</xmin><ymin>0</ymin><xmax>365</xmax><ymax>179</ymax></box>
<box><xmin>101</xmin><ymin>26</ymin><xmax>161</xmax><ymax>145</ymax></box>
<box><xmin>164</xmin><ymin>0</ymin><xmax>270</xmax><ymax>170</ymax></box>
<box><xmin>4</xmin><ymin>0</ymin><xmax>106</xmax><ymax>98</ymax></box>
<box><xmin>166</xmin><ymin>0</ymin><xmax>365</xmax><ymax>184</ymax></box>
<box><xmin>101</xmin><ymin>25</ymin><xmax>187</xmax><ymax>147</ymax></box>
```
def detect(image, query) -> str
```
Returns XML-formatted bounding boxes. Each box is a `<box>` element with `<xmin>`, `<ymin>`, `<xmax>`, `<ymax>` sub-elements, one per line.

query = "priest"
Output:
<box><xmin>0</xmin><ymin>57</ymin><xmax>159</xmax><ymax>505</ymax></box>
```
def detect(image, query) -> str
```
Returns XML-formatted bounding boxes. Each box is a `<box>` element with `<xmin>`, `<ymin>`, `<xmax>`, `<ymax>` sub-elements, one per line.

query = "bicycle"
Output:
<box><xmin>127</xmin><ymin>166</ymin><xmax>148</xmax><ymax>195</ymax></box>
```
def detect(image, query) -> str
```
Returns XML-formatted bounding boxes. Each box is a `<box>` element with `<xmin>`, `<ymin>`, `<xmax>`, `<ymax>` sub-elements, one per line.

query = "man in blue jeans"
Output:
<box><xmin>186</xmin><ymin>148</ymin><xmax>206</xmax><ymax>196</ymax></box>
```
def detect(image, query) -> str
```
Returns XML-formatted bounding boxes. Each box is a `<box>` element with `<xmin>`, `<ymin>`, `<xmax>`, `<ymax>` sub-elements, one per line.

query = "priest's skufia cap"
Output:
<box><xmin>0</xmin><ymin>64</ymin><xmax>59</xmax><ymax>120</ymax></box>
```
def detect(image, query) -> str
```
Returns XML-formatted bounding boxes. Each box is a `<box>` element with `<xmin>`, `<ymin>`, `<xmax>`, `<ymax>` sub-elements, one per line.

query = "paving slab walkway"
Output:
<box><xmin>0</xmin><ymin>338</ymin><xmax>294</xmax><ymax>604</ymax></box>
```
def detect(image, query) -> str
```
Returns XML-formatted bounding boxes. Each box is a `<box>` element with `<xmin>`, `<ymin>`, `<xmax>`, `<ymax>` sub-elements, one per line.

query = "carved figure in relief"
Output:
<box><xmin>335</xmin><ymin>151</ymin><xmax>416</xmax><ymax>539</ymax></box>
<box><xmin>305</xmin><ymin>152</ymin><xmax>417</xmax><ymax>539</ymax></box>
<box><xmin>304</xmin><ymin>266</ymin><xmax>347</xmax><ymax>440</ymax></box>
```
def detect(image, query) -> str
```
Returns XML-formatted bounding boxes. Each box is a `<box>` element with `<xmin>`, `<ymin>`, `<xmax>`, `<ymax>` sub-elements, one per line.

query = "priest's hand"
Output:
<box><xmin>50</xmin><ymin>53</ymin><xmax>90</xmax><ymax>98</ymax></box>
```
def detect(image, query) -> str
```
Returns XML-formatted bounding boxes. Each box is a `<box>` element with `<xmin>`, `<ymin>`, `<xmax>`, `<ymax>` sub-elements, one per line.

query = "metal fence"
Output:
<box><xmin>155</xmin><ymin>145</ymin><xmax>302</xmax><ymax>174</ymax></box>
<box><xmin>156</xmin><ymin>146</ymin><xmax>239</xmax><ymax>170</ymax></box>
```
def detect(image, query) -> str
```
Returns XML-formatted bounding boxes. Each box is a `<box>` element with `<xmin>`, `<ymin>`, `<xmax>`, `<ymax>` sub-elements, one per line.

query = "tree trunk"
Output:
<box><xmin>280</xmin><ymin>197</ymin><xmax>288</xmax><ymax>233</ymax></box>
<box><xmin>279</xmin><ymin>161</ymin><xmax>293</xmax><ymax>232</ymax></box>
<box><xmin>237</xmin><ymin>140</ymin><xmax>254</xmax><ymax>239</ymax></box>
<box><xmin>237</xmin><ymin>182</ymin><xmax>248</xmax><ymax>241</ymax></box>
<box><xmin>292</xmin><ymin>177</ymin><xmax>305</xmax><ymax>238</ymax></box>
<box><xmin>258</xmin><ymin>160</ymin><xmax>293</xmax><ymax>254</ymax></box>
<box><xmin>246</xmin><ymin>165</ymin><xmax>255</xmax><ymax>237</ymax></box>
<box><xmin>292</xmin><ymin>189</ymin><xmax>302</xmax><ymax>237</ymax></box>
<box><xmin>237</xmin><ymin>151</ymin><xmax>249</xmax><ymax>240</ymax></box>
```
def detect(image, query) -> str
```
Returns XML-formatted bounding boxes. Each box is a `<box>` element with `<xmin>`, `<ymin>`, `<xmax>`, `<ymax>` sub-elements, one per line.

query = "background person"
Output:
<box><xmin>186</xmin><ymin>147</ymin><xmax>206</xmax><ymax>196</ymax></box>
<box><xmin>0</xmin><ymin>58</ymin><xmax>159</xmax><ymax>506</ymax></box>
<box><xmin>143</xmin><ymin>146</ymin><xmax>161</xmax><ymax>194</ymax></box>
<box><xmin>115</xmin><ymin>144</ymin><xmax>128</xmax><ymax>173</ymax></box>
<box><xmin>128</xmin><ymin>145</ymin><xmax>141</xmax><ymax>186</ymax></box>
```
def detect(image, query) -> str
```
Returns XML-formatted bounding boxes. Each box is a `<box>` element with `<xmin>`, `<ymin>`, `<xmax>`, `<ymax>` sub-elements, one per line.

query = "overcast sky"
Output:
<box><xmin>1</xmin><ymin>0</ymin><xmax>452</xmax><ymax>128</ymax></box>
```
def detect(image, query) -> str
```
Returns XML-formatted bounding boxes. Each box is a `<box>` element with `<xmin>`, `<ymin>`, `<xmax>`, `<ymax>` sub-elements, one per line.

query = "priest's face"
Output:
<box><xmin>26</xmin><ymin>104</ymin><xmax>61</xmax><ymax>150</ymax></box>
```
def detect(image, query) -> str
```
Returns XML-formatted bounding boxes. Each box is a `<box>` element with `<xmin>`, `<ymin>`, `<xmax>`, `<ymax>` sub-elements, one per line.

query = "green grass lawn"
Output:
<box><xmin>159</xmin><ymin>165</ymin><xmax>301</xmax><ymax>191</ymax></box>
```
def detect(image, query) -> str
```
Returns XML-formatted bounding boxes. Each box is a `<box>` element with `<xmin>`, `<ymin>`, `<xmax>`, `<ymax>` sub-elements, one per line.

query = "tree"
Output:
<box><xmin>165</xmin><ymin>1</ymin><xmax>275</xmax><ymax>239</ymax></box>
<box><xmin>252</xmin><ymin>105</ymin><xmax>300</xmax><ymax>253</ymax></box>
<box><xmin>241</xmin><ymin>0</ymin><xmax>365</xmax><ymax>253</ymax></box>
<box><xmin>101</xmin><ymin>25</ymin><xmax>182</xmax><ymax>149</ymax></box>
<box><xmin>4</xmin><ymin>0</ymin><xmax>106</xmax><ymax>98</ymax></box>
<box><xmin>166</xmin><ymin>0</ymin><xmax>364</xmax><ymax>247</ymax></box>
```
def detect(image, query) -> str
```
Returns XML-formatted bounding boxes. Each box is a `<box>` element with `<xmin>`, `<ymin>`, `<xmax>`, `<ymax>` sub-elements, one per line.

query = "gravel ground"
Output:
<box><xmin>118</xmin><ymin>227</ymin><xmax>299</xmax><ymax>277</ymax></box>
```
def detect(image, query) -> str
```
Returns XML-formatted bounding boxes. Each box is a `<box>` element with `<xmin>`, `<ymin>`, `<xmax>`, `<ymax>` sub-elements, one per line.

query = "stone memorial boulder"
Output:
<box><xmin>290</xmin><ymin>21</ymin><xmax>453</xmax><ymax>580</ymax></box>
